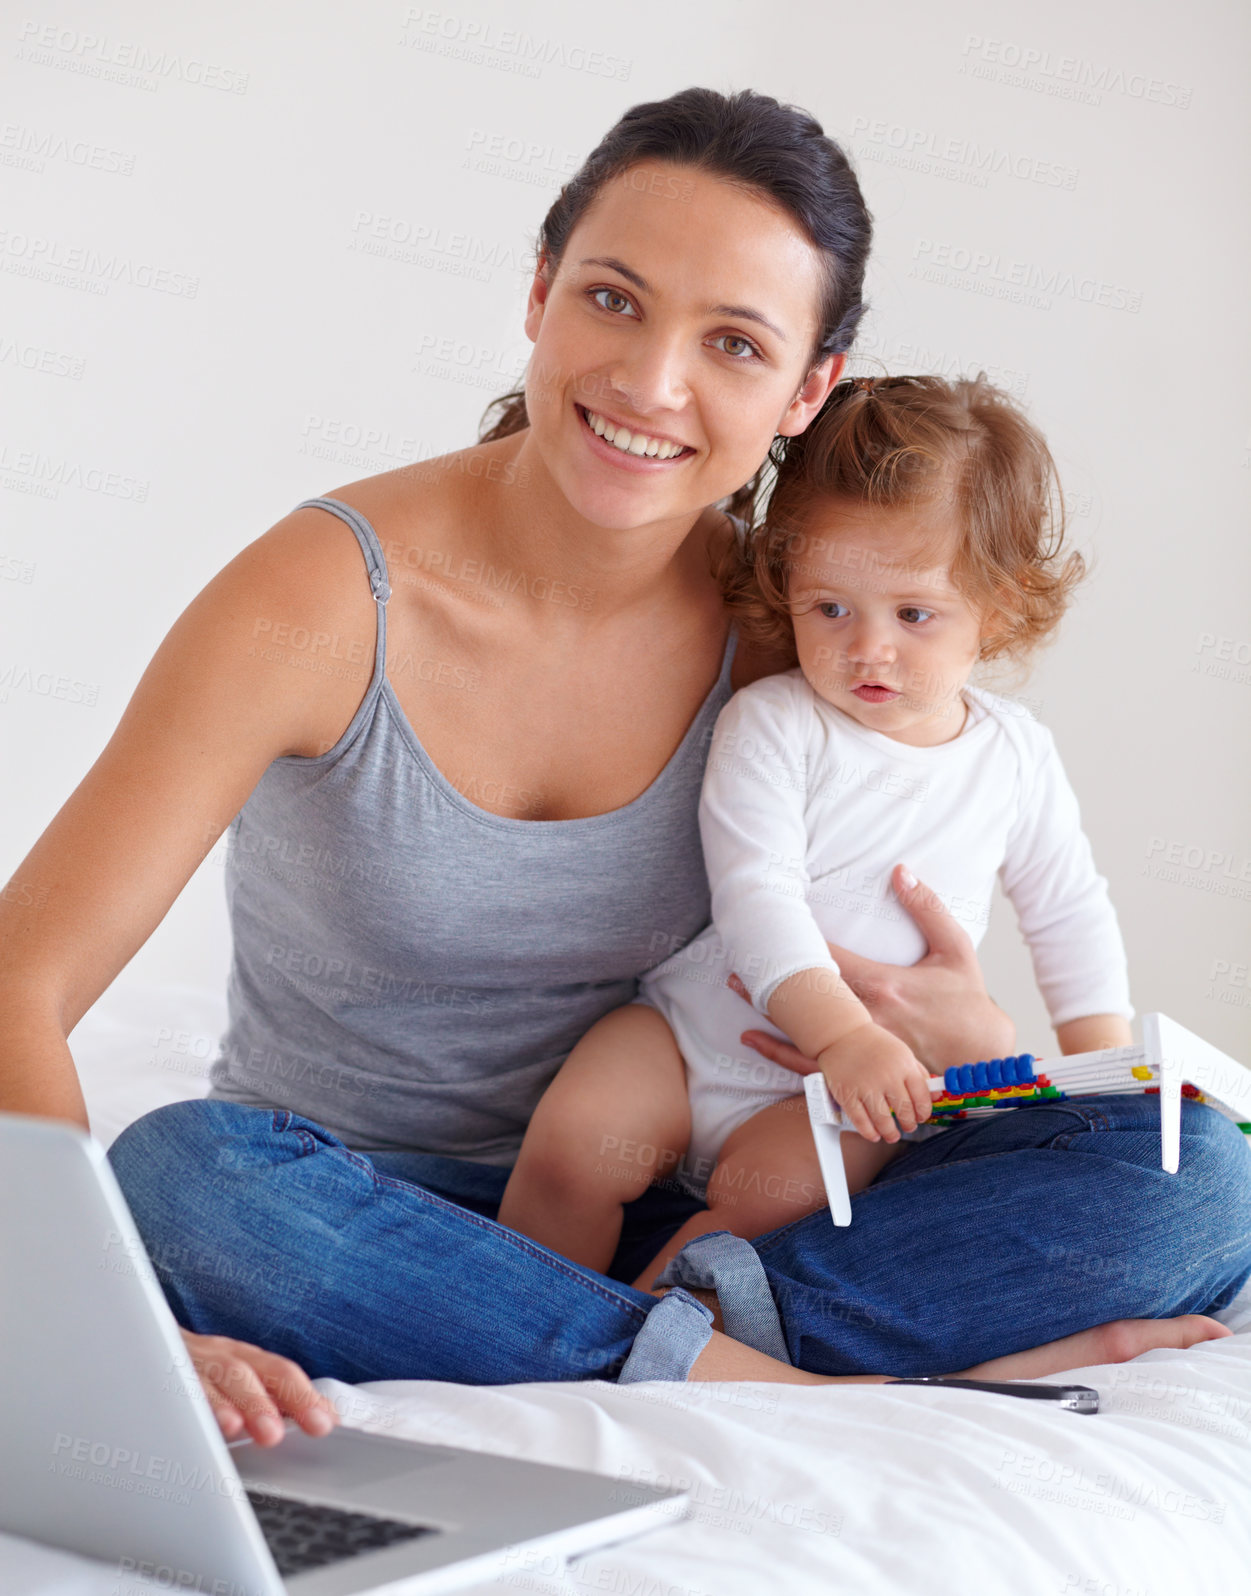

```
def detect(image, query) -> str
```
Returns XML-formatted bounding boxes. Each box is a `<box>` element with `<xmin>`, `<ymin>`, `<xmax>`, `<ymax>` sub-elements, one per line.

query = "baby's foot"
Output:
<box><xmin>960</xmin><ymin>1314</ymin><xmax>1232</xmax><ymax>1382</ymax></box>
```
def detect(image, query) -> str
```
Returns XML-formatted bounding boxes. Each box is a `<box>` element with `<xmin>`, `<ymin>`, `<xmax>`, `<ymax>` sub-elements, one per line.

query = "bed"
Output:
<box><xmin>6</xmin><ymin>979</ymin><xmax>1250</xmax><ymax>1594</ymax></box>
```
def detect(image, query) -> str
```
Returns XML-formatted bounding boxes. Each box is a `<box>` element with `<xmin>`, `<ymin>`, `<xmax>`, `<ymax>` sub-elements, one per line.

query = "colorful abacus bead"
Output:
<box><xmin>943</xmin><ymin>1054</ymin><xmax>1036</xmax><ymax>1095</ymax></box>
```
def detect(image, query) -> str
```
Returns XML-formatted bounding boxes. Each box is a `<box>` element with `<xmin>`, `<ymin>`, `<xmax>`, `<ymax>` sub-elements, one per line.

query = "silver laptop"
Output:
<box><xmin>0</xmin><ymin>1114</ymin><xmax>687</xmax><ymax>1594</ymax></box>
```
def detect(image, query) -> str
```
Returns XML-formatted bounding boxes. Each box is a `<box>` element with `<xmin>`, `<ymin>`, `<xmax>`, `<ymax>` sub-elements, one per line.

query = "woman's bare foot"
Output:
<box><xmin>678</xmin><ymin>1289</ymin><xmax>1232</xmax><ymax>1387</ymax></box>
<box><xmin>958</xmin><ymin>1314</ymin><xmax>1232</xmax><ymax>1382</ymax></box>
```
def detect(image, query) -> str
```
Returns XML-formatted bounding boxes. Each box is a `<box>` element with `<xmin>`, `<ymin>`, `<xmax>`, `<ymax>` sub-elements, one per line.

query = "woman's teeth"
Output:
<box><xmin>583</xmin><ymin>407</ymin><xmax>687</xmax><ymax>460</ymax></box>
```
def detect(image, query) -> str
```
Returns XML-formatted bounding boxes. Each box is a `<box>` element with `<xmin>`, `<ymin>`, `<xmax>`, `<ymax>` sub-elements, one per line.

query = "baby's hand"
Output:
<box><xmin>816</xmin><ymin>1024</ymin><xmax>933</xmax><ymax>1142</ymax></box>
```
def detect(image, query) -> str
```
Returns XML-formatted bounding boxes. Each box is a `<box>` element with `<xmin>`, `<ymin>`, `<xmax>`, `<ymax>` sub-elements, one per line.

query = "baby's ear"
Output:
<box><xmin>975</xmin><ymin>590</ymin><xmax>1019</xmax><ymax>660</ymax></box>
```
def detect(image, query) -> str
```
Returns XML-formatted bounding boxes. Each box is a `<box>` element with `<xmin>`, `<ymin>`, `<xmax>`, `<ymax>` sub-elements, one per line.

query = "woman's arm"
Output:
<box><xmin>0</xmin><ymin>512</ymin><xmax>378</xmax><ymax>1443</ymax></box>
<box><xmin>0</xmin><ymin>509</ymin><xmax>377</xmax><ymax>1124</ymax></box>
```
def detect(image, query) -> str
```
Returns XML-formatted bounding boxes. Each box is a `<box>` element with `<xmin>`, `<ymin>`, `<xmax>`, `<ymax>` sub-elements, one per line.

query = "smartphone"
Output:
<box><xmin>885</xmin><ymin>1376</ymin><xmax>1099</xmax><ymax>1414</ymax></box>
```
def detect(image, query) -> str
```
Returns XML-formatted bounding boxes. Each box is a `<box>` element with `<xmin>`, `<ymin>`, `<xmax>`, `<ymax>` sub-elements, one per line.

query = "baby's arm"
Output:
<box><xmin>496</xmin><ymin>1004</ymin><xmax>690</xmax><ymax>1272</ymax></box>
<box><xmin>698</xmin><ymin>681</ymin><xmax>931</xmax><ymax>1140</ymax></box>
<box><xmin>766</xmin><ymin>971</ymin><xmax>933</xmax><ymax>1140</ymax></box>
<box><xmin>1055</xmin><ymin>1014</ymin><xmax>1133</xmax><ymax>1052</ymax></box>
<box><xmin>698</xmin><ymin>679</ymin><xmax>842</xmax><ymax>1006</ymax></box>
<box><xmin>999</xmin><ymin>721</ymin><xmax>1135</xmax><ymax>1053</ymax></box>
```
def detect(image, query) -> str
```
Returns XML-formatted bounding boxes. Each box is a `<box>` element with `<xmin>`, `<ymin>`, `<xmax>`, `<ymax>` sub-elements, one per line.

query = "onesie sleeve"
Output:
<box><xmin>998</xmin><ymin>723</ymin><xmax>1134</xmax><ymax>1026</ymax></box>
<box><xmin>698</xmin><ymin>678</ymin><xmax>842</xmax><ymax>1011</ymax></box>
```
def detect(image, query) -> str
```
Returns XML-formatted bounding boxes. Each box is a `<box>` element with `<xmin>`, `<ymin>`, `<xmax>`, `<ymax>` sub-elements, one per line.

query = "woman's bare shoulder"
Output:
<box><xmin>228</xmin><ymin>442</ymin><xmax>493</xmax><ymax>647</ymax></box>
<box><xmin>226</xmin><ymin>502</ymin><xmax>383</xmax><ymax>645</ymax></box>
<box><xmin>178</xmin><ymin>495</ymin><xmax>400</xmax><ymax>761</ymax></box>
<box><xmin>0</xmin><ymin>494</ymin><xmax>402</xmax><ymax>1037</ymax></box>
<box><xmin>323</xmin><ymin>437</ymin><xmax>520</xmax><ymax>549</ymax></box>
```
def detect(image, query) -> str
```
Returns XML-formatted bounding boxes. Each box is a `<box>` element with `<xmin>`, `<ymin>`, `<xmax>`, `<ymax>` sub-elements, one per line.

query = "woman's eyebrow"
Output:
<box><xmin>579</xmin><ymin>254</ymin><xmax>649</xmax><ymax>289</ymax></box>
<box><xmin>577</xmin><ymin>256</ymin><xmax>786</xmax><ymax>341</ymax></box>
<box><xmin>711</xmin><ymin>303</ymin><xmax>786</xmax><ymax>341</ymax></box>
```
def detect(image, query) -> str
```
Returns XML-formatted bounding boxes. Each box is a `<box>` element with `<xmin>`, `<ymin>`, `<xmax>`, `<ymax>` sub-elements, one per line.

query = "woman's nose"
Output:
<box><xmin>607</xmin><ymin>331</ymin><xmax>691</xmax><ymax>418</ymax></box>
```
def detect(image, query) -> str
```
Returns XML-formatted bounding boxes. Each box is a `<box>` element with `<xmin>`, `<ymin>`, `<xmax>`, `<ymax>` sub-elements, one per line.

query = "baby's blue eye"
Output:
<box><xmin>818</xmin><ymin>602</ymin><xmax>849</xmax><ymax>619</ymax></box>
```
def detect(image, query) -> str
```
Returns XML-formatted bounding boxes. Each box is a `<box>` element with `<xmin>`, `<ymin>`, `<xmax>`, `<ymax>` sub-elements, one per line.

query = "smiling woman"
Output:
<box><xmin>2</xmin><ymin>86</ymin><xmax>1247</xmax><ymax>1444</ymax></box>
<box><xmin>479</xmin><ymin>90</ymin><xmax>869</xmax><ymax>534</ymax></box>
<box><xmin>514</xmin><ymin>183</ymin><xmax>831</xmax><ymax>534</ymax></box>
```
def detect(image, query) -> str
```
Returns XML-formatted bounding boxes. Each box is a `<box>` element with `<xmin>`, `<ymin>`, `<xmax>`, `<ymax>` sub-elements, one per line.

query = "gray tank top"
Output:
<box><xmin>206</xmin><ymin>496</ymin><xmax>739</xmax><ymax>1161</ymax></box>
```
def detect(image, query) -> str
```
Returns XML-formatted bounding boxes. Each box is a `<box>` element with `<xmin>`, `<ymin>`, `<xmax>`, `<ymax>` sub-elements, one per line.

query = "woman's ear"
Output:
<box><xmin>523</xmin><ymin>253</ymin><xmax>552</xmax><ymax>345</ymax></box>
<box><xmin>776</xmin><ymin>352</ymin><xmax>846</xmax><ymax>438</ymax></box>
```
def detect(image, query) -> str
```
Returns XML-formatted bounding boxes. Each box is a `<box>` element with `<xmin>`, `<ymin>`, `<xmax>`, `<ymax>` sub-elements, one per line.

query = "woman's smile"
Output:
<box><xmin>575</xmin><ymin>401</ymin><xmax>696</xmax><ymax>470</ymax></box>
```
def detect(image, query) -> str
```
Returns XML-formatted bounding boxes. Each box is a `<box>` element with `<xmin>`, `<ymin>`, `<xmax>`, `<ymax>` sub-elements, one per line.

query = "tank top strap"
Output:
<box><xmin>719</xmin><ymin>616</ymin><xmax>739</xmax><ymax>682</ymax></box>
<box><xmin>294</xmin><ymin>497</ymin><xmax>392</xmax><ymax>683</ymax></box>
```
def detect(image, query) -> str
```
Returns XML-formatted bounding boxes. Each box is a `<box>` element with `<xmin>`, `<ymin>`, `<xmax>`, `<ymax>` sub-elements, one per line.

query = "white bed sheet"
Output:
<box><xmin>6</xmin><ymin>979</ymin><xmax>1251</xmax><ymax>1594</ymax></box>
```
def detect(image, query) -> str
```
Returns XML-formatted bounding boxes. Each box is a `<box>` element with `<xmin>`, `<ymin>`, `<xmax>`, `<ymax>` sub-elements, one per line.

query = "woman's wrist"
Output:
<box><xmin>949</xmin><ymin>995</ymin><xmax>1016</xmax><ymax>1069</ymax></box>
<box><xmin>880</xmin><ymin>990</ymin><xmax>1016</xmax><ymax>1075</ymax></box>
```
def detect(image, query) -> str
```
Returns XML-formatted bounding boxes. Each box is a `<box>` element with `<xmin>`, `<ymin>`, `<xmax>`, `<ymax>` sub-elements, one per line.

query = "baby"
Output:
<box><xmin>498</xmin><ymin>373</ymin><xmax>1134</xmax><ymax>1288</ymax></box>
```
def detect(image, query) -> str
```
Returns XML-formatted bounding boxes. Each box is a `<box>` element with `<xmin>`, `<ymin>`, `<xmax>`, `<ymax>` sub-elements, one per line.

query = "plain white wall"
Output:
<box><xmin>2</xmin><ymin>0</ymin><xmax>1248</xmax><ymax>1058</ymax></box>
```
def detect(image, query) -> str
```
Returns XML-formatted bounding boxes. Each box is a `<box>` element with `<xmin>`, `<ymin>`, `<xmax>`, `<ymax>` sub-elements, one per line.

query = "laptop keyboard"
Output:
<box><xmin>245</xmin><ymin>1488</ymin><xmax>435</xmax><ymax>1577</ymax></box>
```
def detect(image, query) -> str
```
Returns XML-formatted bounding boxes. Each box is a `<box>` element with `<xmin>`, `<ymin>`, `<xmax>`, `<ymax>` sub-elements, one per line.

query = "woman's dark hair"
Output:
<box><xmin>478</xmin><ymin>86</ymin><xmax>872</xmax><ymax>520</ymax></box>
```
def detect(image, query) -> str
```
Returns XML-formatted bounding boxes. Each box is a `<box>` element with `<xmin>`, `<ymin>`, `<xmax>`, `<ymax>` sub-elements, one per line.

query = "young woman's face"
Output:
<box><xmin>787</xmin><ymin>498</ymin><xmax>986</xmax><ymax>748</ymax></box>
<box><xmin>521</xmin><ymin>162</ymin><xmax>843</xmax><ymax>531</ymax></box>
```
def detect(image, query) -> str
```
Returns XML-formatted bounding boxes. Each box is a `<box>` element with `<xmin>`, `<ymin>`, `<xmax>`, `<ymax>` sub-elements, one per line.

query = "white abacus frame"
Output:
<box><xmin>804</xmin><ymin>1013</ymin><xmax>1251</xmax><ymax>1226</ymax></box>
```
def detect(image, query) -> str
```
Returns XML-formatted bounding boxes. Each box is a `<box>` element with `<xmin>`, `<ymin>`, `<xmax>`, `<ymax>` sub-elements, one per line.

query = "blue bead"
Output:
<box><xmin>987</xmin><ymin>1059</ymin><xmax>1004</xmax><ymax>1088</ymax></box>
<box><xmin>945</xmin><ymin>1067</ymin><xmax>961</xmax><ymax>1093</ymax></box>
<box><xmin>958</xmin><ymin>1065</ymin><xmax>975</xmax><ymax>1093</ymax></box>
<box><xmin>972</xmin><ymin>1062</ymin><xmax>989</xmax><ymax>1090</ymax></box>
<box><xmin>1018</xmin><ymin>1053</ymin><xmax>1035</xmax><ymax>1082</ymax></box>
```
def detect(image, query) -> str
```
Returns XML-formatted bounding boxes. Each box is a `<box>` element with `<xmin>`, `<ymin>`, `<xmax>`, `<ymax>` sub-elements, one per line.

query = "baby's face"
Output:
<box><xmin>786</xmin><ymin>498</ymin><xmax>984</xmax><ymax>747</ymax></box>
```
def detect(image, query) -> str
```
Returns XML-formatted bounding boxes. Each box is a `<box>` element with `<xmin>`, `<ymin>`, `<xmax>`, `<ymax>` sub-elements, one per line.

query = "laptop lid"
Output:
<box><xmin>0</xmin><ymin>1114</ymin><xmax>687</xmax><ymax>1595</ymax></box>
<box><xmin>0</xmin><ymin>1113</ymin><xmax>287</xmax><ymax>1594</ymax></box>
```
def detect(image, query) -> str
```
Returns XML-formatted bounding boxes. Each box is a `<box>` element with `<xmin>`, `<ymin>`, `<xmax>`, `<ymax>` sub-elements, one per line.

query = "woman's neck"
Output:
<box><xmin>458</xmin><ymin>429</ymin><xmax>726</xmax><ymax>624</ymax></box>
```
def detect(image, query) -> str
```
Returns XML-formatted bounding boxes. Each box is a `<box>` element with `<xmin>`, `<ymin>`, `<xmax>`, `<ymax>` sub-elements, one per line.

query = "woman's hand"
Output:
<box><xmin>728</xmin><ymin>865</ymin><xmax>1016</xmax><ymax>1074</ymax></box>
<box><xmin>178</xmin><ymin>1328</ymin><xmax>339</xmax><ymax>1446</ymax></box>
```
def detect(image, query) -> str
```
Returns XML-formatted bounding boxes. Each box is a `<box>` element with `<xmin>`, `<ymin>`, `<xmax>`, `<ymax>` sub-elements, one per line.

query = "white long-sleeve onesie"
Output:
<box><xmin>636</xmin><ymin>668</ymin><xmax>1132</xmax><ymax>1191</ymax></box>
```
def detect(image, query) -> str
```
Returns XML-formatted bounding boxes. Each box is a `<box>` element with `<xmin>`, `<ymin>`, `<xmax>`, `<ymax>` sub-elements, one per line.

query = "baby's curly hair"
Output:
<box><xmin>717</xmin><ymin>373</ymin><xmax>1086</xmax><ymax>668</ymax></box>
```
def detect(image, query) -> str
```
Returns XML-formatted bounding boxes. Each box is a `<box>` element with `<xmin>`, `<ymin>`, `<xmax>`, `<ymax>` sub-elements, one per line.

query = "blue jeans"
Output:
<box><xmin>106</xmin><ymin>1094</ymin><xmax>1251</xmax><ymax>1384</ymax></box>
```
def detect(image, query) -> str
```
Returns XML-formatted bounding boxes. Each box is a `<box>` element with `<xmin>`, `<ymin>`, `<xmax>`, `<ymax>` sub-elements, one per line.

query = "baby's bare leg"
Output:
<box><xmin>497</xmin><ymin>1004</ymin><xmax>690</xmax><ymax>1273</ymax></box>
<box><xmin>841</xmin><ymin>1130</ymin><xmax>909</xmax><ymax>1194</ymax></box>
<box><xmin>632</xmin><ymin>1096</ymin><xmax>835</xmax><ymax>1290</ymax></box>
